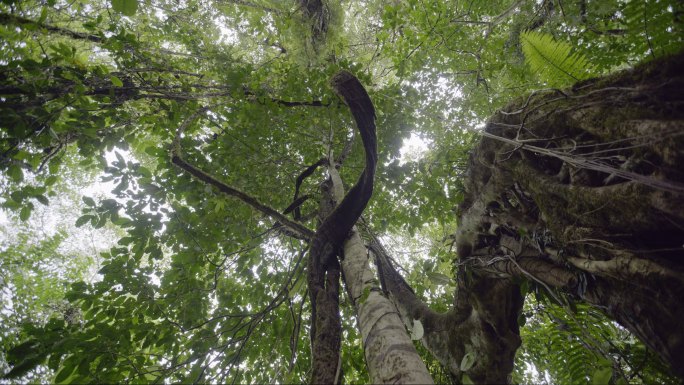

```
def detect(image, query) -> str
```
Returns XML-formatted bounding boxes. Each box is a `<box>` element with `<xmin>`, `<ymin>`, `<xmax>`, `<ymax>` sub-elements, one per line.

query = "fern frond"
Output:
<box><xmin>520</xmin><ymin>31</ymin><xmax>594</xmax><ymax>86</ymax></box>
<box><xmin>623</xmin><ymin>0</ymin><xmax>684</xmax><ymax>58</ymax></box>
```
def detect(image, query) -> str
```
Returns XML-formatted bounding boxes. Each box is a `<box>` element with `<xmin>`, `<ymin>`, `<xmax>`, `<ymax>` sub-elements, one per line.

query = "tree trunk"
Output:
<box><xmin>453</xmin><ymin>51</ymin><xmax>684</xmax><ymax>378</ymax></box>
<box><xmin>321</xmin><ymin>162</ymin><xmax>434</xmax><ymax>384</ymax></box>
<box><xmin>341</xmin><ymin>229</ymin><xmax>435</xmax><ymax>384</ymax></box>
<box><xmin>370</xmin><ymin>234</ymin><xmax>523</xmax><ymax>384</ymax></box>
<box><xmin>375</xmin><ymin>51</ymin><xmax>684</xmax><ymax>383</ymax></box>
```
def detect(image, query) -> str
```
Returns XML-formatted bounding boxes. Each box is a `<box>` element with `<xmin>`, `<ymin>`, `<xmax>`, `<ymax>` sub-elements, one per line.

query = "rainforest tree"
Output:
<box><xmin>1</xmin><ymin>0</ymin><xmax>683</xmax><ymax>384</ymax></box>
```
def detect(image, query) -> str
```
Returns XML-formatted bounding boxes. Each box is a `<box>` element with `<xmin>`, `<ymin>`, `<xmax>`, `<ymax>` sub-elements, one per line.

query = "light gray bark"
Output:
<box><xmin>341</xmin><ymin>231</ymin><xmax>435</xmax><ymax>384</ymax></box>
<box><xmin>325</xmin><ymin>164</ymin><xmax>433</xmax><ymax>384</ymax></box>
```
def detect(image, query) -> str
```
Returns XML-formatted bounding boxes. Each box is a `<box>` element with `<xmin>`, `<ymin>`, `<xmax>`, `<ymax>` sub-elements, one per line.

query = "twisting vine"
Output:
<box><xmin>307</xmin><ymin>70</ymin><xmax>377</xmax><ymax>384</ymax></box>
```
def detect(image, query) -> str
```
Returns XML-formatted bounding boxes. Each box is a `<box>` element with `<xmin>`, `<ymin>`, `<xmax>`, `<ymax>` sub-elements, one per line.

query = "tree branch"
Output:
<box><xmin>0</xmin><ymin>12</ymin><xmax>103</xmax><ymax>43</ymax></box>
<box><xmin>366</xmin><ymin>226</ymin><xmax>523</xmax><ymax>384</ymax></box>
<box><xmin>171</xmin><ymin>107</ymin><xmax>315</xmax><ymax>241</ymax></box>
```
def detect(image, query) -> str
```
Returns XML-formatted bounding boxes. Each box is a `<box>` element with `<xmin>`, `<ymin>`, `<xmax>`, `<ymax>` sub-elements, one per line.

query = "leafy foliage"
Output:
<box><xmin>520</xmin><ymin>30</ymin><xmax>594</xmax><ymax>86</ymax></box>
<box><xmin>514</xmin><ymin>298</ymin><xmax>679</xmax><ymax>385</ymax></box>
<box><xmin>0</xmin><ymin>229</ymin><xmax>93</xmax><ymax>383</ymax></box>
<box><xmin>111</xmin><ymin>0</ymin><xmax>138</xmax><ymax>16</ymax></box>
<box><xmin>0</xmin><ymin>0</ymin><xmax>682</xmax><ymax>383</ymax></box>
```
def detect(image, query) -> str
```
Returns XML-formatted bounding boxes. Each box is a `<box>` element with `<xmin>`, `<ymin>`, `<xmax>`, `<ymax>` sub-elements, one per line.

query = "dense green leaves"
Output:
<box><xmin>513</xmin><ymin>299</ymin><xmax>679</xmax><ymax>385</ymax></box>
<box><xmin>111</xmin><ymin>0</ymin><xmax>138</xmax><ymax>16</ymax></box>
<box><xmin>1</xmin><ymin>0</ymin><xmax>682</xmax><ymax>383</ymax></box>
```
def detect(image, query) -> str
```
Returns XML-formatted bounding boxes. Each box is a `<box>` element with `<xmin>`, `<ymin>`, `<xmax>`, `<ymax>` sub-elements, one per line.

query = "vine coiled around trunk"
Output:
<box><xmin>308</xmin><ymin>70</ymin><xmax>377</xmax><ymax>384</ymax></box>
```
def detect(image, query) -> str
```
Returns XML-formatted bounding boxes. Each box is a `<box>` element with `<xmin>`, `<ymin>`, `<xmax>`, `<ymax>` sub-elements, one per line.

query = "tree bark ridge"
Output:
<box><xmin>453</xmin><ymin>51</ymin><xmax>684</xmax><ymax>377</ymax></box>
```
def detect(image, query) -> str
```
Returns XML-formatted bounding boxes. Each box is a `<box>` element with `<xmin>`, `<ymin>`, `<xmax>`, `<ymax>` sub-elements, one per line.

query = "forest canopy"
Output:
<box><xmin>1</xmin><ymin>0</ymin><xmax>683</xmax><ymax>384</ymax></box>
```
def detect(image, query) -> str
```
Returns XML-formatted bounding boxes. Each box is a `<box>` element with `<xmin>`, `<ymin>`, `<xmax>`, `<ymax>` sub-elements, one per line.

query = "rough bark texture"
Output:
<box><xmin>371</xmin><ymin>236</ymin><xmax>523</xmax><ymax>384</ymax></box>
<box><xmin>308</xmin><ymin>71</ymin><xmax>378</xmax><ymax>384</ymax></box>
<box><xmin>376</xmin><ymin>51</ymin><xmax>684</xmax><ymax>383</ymax></box>
<box><xmin>459</xmin><ymin>52</ymin><xmax>684</xmax><ymax>377</ymax></box>
<box><xmin>342</xmin><ymin>231</ymin><xmax>435</xmax><ymax>384</ymax></box>
<box><xmin>308</xmin><ymin>179</ymin><xmax>343</xmax><ymax>384</ymax></box>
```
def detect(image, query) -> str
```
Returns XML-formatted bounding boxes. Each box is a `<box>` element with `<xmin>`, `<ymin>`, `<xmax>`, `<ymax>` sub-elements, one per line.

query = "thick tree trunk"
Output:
<box><xmin>374</xmin><ymin>51</ymin><xmax>684</xmax><ymax>383</ymax></box>
<box><xmin>452</xmin><ymin>51</ymin><xmax>684</xmax><ymax>377</ymax></box>
<box><xmin>370</xmin><ymin>235</ymin><xmax>523</xmax><ymax>384</ymax></box>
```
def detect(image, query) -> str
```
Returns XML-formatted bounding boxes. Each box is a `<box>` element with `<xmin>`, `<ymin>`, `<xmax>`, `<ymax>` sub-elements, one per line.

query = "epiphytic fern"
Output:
<box><xmin>520</xmin><ymin>30</ymin><xmax>594</xmax><ymax>87</ymax></box>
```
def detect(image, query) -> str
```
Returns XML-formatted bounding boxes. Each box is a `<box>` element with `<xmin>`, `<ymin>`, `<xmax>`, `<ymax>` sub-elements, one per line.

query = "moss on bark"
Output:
<box><xmin>452</xmin><ymin>51</ymin><xmax>684</xmax><ymax>379</ymax></box>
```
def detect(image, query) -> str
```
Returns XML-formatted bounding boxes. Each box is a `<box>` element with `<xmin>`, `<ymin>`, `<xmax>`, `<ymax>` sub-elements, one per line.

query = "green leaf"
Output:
<box><xmin>111</xmin><ymin>0</ymin><xmax>138</xmax><ymax>16</ymax></box>
<box><xmin>426</xmin><ymin>272</ymin><xmax>451</xmax><ymax>285</ymax></box>
<box><xmin>214</xmin><ymin>199</ymin><xmax>224</xmax><ymax>213</ymax></box>
<box><xmin>8</xmin><ymin>164</ymin><xmax>23</xmax><ymax>182</ymax></box>
<box><xmin>520</xmin><ymin>31</ymin><xmax>593</xmax><ymax>86</ymax></box>
<box><xmin>101</xmin><ymin>199</ymin><xmax>118</xmax><ymax>209</ymax></box>
<box><xmin>137</xmin><ymin>166</ymin><xmax>152</xmax><ymax>178</ymax></box>
<box><xmin>48</xmin><ymin>352</ymin><xmax>62</xmax><ymax>371</ymax></box>
<box><xmin>45</xmin><ymin>175</ymin><xmax>59</xmax><ymax>186</ymax></box>
<box><xmin>36</xmin><ymin>195</ymin><xmax>50</xmax><ymax>205</ymax></box>
<box><xmin>82</xmin><ymin>196</ymin><xmax>96</xmax><ymax>206</ymax></box>
<box><xmin>9</xmin><ymin>191</ymin><xmax>24</xmax><ymax>203</ymax></box>
<box><xmin>38</xmin><ymin>7</ymin><xmax>48</xmax><ymax>23</ymax></box>
<box><xmin>77</xmin><ymin>358</ymin><xmax>90</xmax><ymax>376</ymax></box>
<box><xmin>592</xmin><ymin>367</ymin><xmax>612</xmax><ymax>385</ymax></box>
<box><xmin>75</xmin><ymin>215</ymin><xmax>93</xmax><ymax>227</ymax></box>
<box><xmin>110</xmin><ymin>75</ymin><xmax>124</xmax><ymax>87</ymax></box>
<box><xmin>144</xmin><ymin>146</ymin><xmax>161</xmax><ymax>156</ymax></box>
<box><xmin>462</xmin><ymin>374</ymin><xmax>474</xmax><ymax>385</ymax></box>
<box><xmin>94</xmin><ymin>216</ymin><xmax>107</xmax><ymax>228</ymax></box>
<box><xmin>111</xmin><ymin>217</ymin><xmax>132</xmax><ymax>226</ymax></box>
<box><xmin>19</xmin><ymin>205</ymin><xmax>32</xmax><ymax>221</ymax></box>
<box><xmin>460</xmin><ymin>352</ymin><xmax>476</xmax><ymax>371</ymax></box>
<box><xmin>54</xmin><ymin>360</ymin><xmax>77</xmax><ymax>383</ymax></box>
